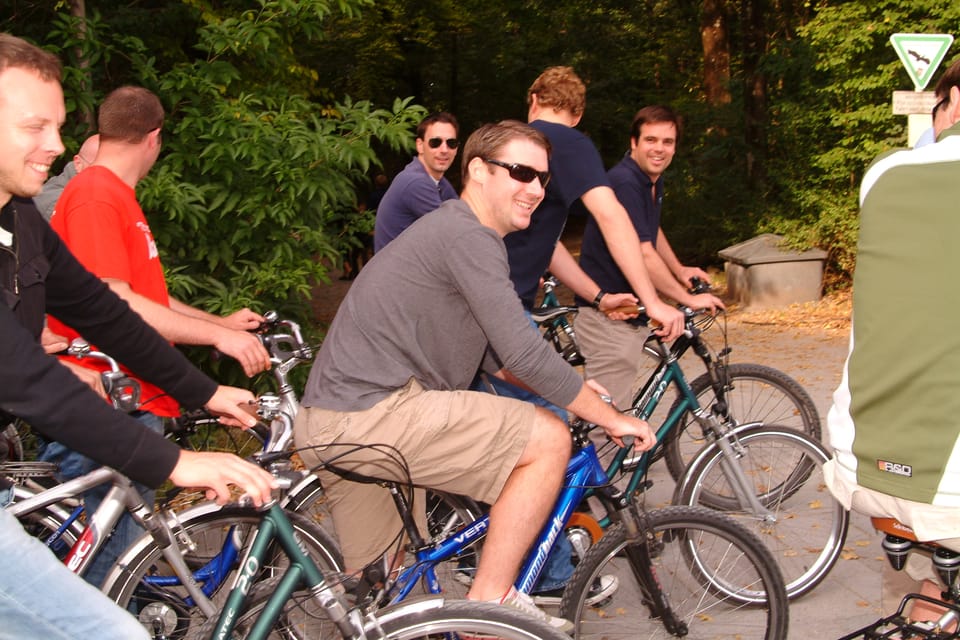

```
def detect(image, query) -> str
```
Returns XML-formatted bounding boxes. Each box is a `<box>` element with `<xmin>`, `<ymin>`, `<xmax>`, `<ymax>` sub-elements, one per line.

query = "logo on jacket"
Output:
<box><xmin>877</xmin><ymin>459</ymin><xmax>913</xmax><ymax>477</ymax></box>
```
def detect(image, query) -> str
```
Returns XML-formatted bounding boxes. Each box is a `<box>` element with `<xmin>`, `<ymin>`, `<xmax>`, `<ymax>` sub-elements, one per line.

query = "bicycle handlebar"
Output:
<box><xmin>66</xmin><ymin>339</ymin><xmax>141</xmax><ymax>412</ymax></box>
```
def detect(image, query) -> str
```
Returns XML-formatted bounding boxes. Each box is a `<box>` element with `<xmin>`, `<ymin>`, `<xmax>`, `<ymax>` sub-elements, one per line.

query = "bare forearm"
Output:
<box><xmin>655</xmin><ymin>229</ymin><xmax>685</xmax><ymax>278</ymax></box>
<box><xmin>581</xmin><ymin>187</ymin><xmax>661</xmax><ymax>307</ymax></box>
<box><xmin>105</xmin><ymin>279</ymin><xmax>226</xmax><ymax>345</ymax></box>
<box><xmin>169</xmin><ymin>297</ymin><xmax>222</xmax><ymax>324</ymax></box>
<box><xmin>641</xmin><ymin>242</ymin><xmax>692</xmax><ymax>304</ymax></box>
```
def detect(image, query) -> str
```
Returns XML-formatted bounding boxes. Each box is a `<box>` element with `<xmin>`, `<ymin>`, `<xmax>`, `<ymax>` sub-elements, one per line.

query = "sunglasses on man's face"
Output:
<box><xmin>483</xmin><ymin>158</ymin><xmax>551</xmax><ymax>188</ymax></box>
<box><xmin>427</xmin><ymin>137</ymin><xmax>460</xmax><ymax>149</ymax></box>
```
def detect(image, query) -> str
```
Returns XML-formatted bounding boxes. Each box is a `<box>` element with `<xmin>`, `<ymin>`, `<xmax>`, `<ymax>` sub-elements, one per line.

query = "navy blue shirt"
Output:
<box><xmin>373</xmin><ymin>157</ymin><xmax>458</xmax><ymax>252</ymax></box>
<box><xmin>576</xmin><ymin>154</ymin><xmax>663</xmax><ymax>307</ymax></box>
<box><xmin>503</xmin><ymin>121</ymin><xmax>611</xmax><ymax>308</ymax></box>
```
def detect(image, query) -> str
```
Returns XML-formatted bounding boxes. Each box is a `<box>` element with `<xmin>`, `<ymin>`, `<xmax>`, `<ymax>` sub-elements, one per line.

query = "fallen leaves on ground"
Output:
<box><xmin>729</xmin><ymin>289</ymin><xmax>852</xmax><ymax>338</ymax></box>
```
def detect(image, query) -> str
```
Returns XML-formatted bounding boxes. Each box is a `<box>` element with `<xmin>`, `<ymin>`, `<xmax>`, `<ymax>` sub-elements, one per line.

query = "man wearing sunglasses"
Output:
<box><xmin>296</xmin><ymin>120</ymin><xmax>656</xmax><ymax>632</ymax></box>
<box><xmin>373</xmin><ymin>111</ymin><xmax>460</xmax><ymax>252</ymax></box>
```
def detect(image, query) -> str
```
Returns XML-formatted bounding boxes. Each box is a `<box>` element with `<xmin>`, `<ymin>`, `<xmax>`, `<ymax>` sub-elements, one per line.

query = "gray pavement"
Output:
<box><xmin>704</xmin><ymin>314</ymin><xmax>888</xmax><ymax>639</ymax></box>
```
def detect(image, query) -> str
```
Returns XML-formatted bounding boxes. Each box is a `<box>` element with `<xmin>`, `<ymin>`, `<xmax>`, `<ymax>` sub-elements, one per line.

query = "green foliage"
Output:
<box><xmin>763</xmin><ymin>0</ymin><xmax>960</xmax><ymax>280</ymax></box>
<box><xmin>11</xmin><ymin>0</ymin><xmax>424</xmax><ymax>386</ymax></box>
<box><xmin>11</xmin><ymin>0</ymin><xmax>960</xmax><ymax>310</ymax></box>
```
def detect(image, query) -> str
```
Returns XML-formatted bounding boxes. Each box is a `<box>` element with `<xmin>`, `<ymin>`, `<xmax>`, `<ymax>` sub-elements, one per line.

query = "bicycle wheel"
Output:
<box><xmin>673</xmin><ymin>424</ymin><xmax>848</xmax><ymax>600</ymax></box>
<box><xmin>204</xmin><ymin>580</ymin><xmax>569</xmax><ymax>640</ymax></box>
<box><xmin>103</xmin><ymin>506</ymin><xmax>342</xmax><ymax>639</ymax></box>
<box><xmin>379</xmin><ymin>599</ymin><xmax>571</xmax><ymax>639</ymax></box>
<box><xmin>662</xmin><ymin>363</ymin><xmax>821</xmax><ymax>481</ymax></box>
<box><xmin>559</xmin><ymin>506</ymin><xmax>788</xmax><ymax>639</ymax></box>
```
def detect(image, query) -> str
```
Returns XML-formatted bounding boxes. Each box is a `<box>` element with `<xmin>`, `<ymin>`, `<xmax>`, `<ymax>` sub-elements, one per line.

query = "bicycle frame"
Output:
<box><xmin>207</xmin><ymin>501</ymin><xmax>455</xmax><ymax>640</ymax></box>
<box><xmin>7</xmin><ymin>466</ymin><xmax>219</xmax><ymax>617</ymax></box>
<box><xmin>389</xmin><ymin>437</ymin><xmax>622</xmax><ymax>602</ymax></box>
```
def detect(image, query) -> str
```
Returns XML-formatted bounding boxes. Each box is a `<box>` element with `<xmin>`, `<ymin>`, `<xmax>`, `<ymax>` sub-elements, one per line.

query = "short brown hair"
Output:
<box><xmin>461</xmin><ymin>120</ymin><xmax>551</xmax><ymax>184</ymax></box>
<box><xmin>417</xmin><ymin>112</ymin><xmax>459</xmax><ymax>139</ymax></box>
<box><xmin>526</xmin><ymin>66</ymin><xmax>586</xmax><ymax>117</ymax></box>
<box><xmin>630</xmin><ymin>105</ymin><xmax>683</xmax><ymax>144</ymax></box>
<box><xmin>934</xmin><ymin>58</ymin><xmax>960</xmax><ymax>103</ymax></box>
<box><xmin>0</xmin><ymin>33</ymin><xmax>61</xmax><ymax>82</ymax></box>
<box><xmin>98</xmin><ymin>86</ymin><xmax>164</xmax><ymax>143</ymax></box>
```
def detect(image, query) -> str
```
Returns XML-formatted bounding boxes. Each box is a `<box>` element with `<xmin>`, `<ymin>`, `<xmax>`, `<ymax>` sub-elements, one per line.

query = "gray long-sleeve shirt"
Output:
<box><xmin>302</xmin><ymin>199</ymin><xmax>583</xmax><ymax>412</ymax></box>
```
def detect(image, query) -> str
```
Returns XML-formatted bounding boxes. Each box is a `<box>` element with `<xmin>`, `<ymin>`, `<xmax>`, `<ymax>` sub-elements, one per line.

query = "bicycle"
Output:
<box><xmin>2</xmin><ymin>330</ymin><xmax>345</xmax><ymax>638</ymax></box>
<box><xmin>532</xmin><ymin>281</ymin><xmax>847</xmax><ymax>600</ymax></box>
<box><xmin>839</xmin><ymin>516</ymin><xmax>960</xmax><ymax>639</ymax></box>
<box><xmin>8</xmin><ymin>448</ymin><xmax>561</xmax><ymax>640</ymax></box>
<box><xmin>303</xmin><ymin>409</ymin><xmax>790</xmax><ymax>639</ymax></box>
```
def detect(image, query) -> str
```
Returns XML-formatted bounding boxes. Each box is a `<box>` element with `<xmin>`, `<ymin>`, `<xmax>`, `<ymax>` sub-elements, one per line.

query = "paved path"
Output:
<box><xmin>702</xmin><ymin>314</ymin><xmax>886</xmax><ymax>639</ymax></box>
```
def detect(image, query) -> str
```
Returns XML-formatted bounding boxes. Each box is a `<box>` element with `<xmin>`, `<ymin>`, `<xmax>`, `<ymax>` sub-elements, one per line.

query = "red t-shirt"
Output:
<box><xmin>48</xmin><ymin>165</ymin><xmax>180</xmax><ymax>416</ymax></box>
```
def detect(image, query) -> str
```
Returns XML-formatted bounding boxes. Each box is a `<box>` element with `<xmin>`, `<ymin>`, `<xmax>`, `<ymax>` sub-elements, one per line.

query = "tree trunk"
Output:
<box><xmin>71</xmin><ymin>0</ymin><xmax>96</xmax><ymax>131</ymax></box>
<box><xmin>700</xmin><ymin>0</ymin><xmax>731</xmax><ymax>106</ymax></box>
<box><xmin>743</xmin><ymin>0</ymin><xmax>768</xmax><ymax>185</ymax></box>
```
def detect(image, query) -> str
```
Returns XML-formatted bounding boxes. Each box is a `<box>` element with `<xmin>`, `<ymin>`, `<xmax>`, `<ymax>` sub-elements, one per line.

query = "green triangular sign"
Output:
<box><xmin>891</xmin><ymin>33</ymin><xmax>954</xmax><ymax>91</ymax></box>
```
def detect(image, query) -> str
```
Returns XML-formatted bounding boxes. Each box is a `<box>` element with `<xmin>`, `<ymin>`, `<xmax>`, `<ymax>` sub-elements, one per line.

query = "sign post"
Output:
<box><xmin>890</xmin><ymin>33</ymin><xmax>953</xmax><ymax>146</ymax></box>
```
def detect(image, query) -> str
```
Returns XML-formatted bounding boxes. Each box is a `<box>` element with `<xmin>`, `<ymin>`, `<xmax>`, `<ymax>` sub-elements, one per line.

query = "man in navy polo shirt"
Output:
<box><xmin>576</xmin><ymin>105</ymin><xmax>722</xmax><ymax>410</ymax></box>
<box><xmin>373</xmin><ymin>112</ymin><xmax>460</xmax><ymax>251</ymax></box>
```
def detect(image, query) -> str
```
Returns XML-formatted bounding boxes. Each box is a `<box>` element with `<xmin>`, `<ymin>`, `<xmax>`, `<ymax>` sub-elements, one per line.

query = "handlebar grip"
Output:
<box><xmin>603</xmin><ymin>305</ymin><xmax>644</xmax><ymax>317</ymax></box>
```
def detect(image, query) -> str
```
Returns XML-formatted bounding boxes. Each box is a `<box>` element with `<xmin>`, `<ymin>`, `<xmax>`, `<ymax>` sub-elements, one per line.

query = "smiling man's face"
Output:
<box><xmin>0</xmin><ymin>66</ymin><xmax>65</xmax><ymax>205</ymax></box>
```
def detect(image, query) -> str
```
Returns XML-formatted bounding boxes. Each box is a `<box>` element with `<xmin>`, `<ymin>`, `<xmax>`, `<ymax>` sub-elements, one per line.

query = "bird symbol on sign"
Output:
<box><xmin>908</xmin><ymin>49</ymin><xmax>931</xmax><ymax>65</ymax></box>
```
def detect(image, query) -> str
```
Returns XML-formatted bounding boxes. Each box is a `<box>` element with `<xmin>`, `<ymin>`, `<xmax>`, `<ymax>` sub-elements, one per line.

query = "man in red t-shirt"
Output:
<box><xmin>45</xmin><ymin>86</ymin><xmax>271</xmax><ymax>586</ymax></box>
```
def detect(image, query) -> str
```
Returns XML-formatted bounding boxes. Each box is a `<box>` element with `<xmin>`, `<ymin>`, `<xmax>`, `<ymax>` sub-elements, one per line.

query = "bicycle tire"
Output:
<box><xmin>202</xmin><ymin>579</ymin><xmax>570</xmax><ymax>640</ymax></box>
<box><xmin>673</xmin><ymin>424</ymin><xmax>848</xmax><ymax>600</ymax></box>
<box><xmin>558</xmin><ymin>505</ymin><xmax>789</xmax><ymax>639</ymax></box>
<box><xmin>103</xmin><ymin>506</ymin><xmax>342</xmax><ymax>639</ymax></box>
<box><xmin>662</xmin><ymin>363</ymin><xmax>821</xmax><ymax>481</ymax></box>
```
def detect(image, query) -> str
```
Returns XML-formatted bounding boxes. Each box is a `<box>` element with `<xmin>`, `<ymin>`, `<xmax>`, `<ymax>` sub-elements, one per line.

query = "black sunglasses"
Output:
<box><xmin>483</xmin><ymin>158</ymin><xmax>551</xmax><ymax>188</ymax></box>
<box><xmin>427</xmin><ymin>137</ymin><xmax>459</xmax><ymax>149</ymax></box>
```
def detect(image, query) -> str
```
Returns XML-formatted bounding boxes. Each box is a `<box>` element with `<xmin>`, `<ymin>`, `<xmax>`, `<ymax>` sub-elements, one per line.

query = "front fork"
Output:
<box><xmin>617</xmin><ymin>500</ymin><xmax>688</xmax><ymax>636</ymax></box>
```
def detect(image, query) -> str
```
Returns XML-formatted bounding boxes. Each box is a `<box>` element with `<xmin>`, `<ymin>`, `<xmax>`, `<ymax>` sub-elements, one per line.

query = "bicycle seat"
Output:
<box><xmin>874</xmin><ymin>517</ymin><xmax>960</xmax><ymax>586</ymax></box>
<box><xmin>530</xmin><ymin>305</ymin><xmax>578</xmax><ymax>324</ymax></box>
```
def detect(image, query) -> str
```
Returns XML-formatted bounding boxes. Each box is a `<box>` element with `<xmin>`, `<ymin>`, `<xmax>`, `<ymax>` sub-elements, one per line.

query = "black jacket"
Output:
<box><xmin>0</xmin><ymin>197</ymin><xmax>218</xmax><ymax>488</ymax></box>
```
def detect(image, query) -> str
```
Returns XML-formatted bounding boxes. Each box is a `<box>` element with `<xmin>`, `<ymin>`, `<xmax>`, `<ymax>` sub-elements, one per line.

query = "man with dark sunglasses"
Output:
<box><xmin>373</xmin><ymin>111</ymin><xmax>460</xmax><ymax>251</ymax></box>
<box><xmin>296</xmin><ymin>120</ymin><xmax>656</xmax><ymax>632</ymax></box>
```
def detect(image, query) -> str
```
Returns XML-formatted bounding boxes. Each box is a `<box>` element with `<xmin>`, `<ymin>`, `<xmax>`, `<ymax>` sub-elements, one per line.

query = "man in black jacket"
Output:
<box><xmin>0</xmin><ymin>33</ymin><xmax>275</xmax><ymax>639</ymax></box>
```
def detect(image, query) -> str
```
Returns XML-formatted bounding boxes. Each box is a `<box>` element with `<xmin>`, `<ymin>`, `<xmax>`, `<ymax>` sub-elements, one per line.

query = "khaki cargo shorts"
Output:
<box><xmin>294</xmin><ymin>378</ymin><xmax>535</xmax><ymax>569</ymax></box>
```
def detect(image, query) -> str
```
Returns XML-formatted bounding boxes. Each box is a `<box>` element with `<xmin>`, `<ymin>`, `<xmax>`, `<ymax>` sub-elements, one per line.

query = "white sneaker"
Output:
<box><xmin>532</xmin><ymin>574</ymin><xmax>619</xmax><ymax>607</ymax></box>
<box><xmin>490</xmin><ymin>586</ymin><xmax>575</xmax><ymax>633</ymax></box>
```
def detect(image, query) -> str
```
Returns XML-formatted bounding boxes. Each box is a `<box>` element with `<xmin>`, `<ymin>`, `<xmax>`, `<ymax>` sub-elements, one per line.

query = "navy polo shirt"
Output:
<box><xmin>576</xmin><ymin>154</ymin><xmax>663</xmax><ymax>306</ymax></box>
<box><xmin>504</xmin><ymin>120</ymin><xmax>611</xmax><ymax>309</ymax></box>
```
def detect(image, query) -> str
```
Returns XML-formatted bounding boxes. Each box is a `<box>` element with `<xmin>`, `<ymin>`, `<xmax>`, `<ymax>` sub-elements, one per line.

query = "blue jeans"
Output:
<box><xmin>37</xmin><ymin>411</ymin><xmax>164</xmax><ymax>588</ymax></box>
<box><xmin>0</xmin><ymin>487</ymin><xmax>149</xmax><ymax>639</ymax></box>
<box><xmin>470</xmin><ymin>372</ymin><xmax>574</xmax><ymax>593</ymax></box>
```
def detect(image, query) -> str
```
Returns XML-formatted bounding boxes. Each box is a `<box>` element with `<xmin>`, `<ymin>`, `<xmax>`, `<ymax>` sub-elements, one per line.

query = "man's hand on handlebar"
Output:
<box><xmin>646</xmin><ymin>300</ymin><xmax>685</xmax><ymax>341</ymax></box>
<box><xmin>598</xmin><ymin>292</ymin><xmax>640</xmax><ymax>321</ymax></box>
<box><xmin>221</xmin><ymin>308</ymin><xmax>267</xmax><ymax>332</ymax></box>
<box><xmin>205</xmin><ymin>385</ymin><xmax>260</xmax><ymax>429</ymax></box>
<box><xmin>170</xmin><ymin>449</ymin><xmax>278</xmax><ymax>507</ymax></box>
<box><xmin>687</xmin><ymin>292</ymin><xmax>725</xmax><ymax>314</ymax></box>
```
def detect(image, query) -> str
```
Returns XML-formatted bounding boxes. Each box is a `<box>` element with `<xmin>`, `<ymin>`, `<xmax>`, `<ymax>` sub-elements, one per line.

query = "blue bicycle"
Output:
<box><xmin>301</xmin><ymin>414</ymin><xmax>790</xmax><ymax>639</ymax></box>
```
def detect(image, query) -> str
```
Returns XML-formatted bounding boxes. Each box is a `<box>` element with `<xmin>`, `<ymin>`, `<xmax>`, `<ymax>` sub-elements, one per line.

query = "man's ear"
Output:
<box><xmin>949</xmin><ymin>86</ymin><xmax>960</xmax><ymax>127</ymax></box>
<box><xmin>468</xmin><ymin>156</ymin><xmax>488</xmax><ymax>184</ymax></box>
